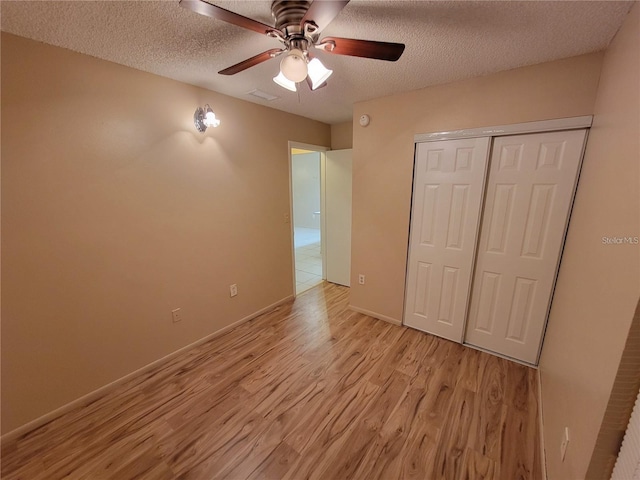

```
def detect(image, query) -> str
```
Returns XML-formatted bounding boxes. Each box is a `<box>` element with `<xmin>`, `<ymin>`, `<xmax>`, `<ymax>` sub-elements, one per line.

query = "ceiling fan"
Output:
<box><xmin>179</xmin><ymin>0</ymin><xmax>405</xmax><ymax>92</ymax></box>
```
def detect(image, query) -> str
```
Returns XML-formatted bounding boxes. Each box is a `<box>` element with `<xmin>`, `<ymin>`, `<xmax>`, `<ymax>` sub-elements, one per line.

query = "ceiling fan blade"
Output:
<box><xmin>179</xmin><ymin>0</ymin><xmax>275</xmax><ymax>35</ymax></box>
<box><xmin>318</xmin><ymin>37</ymin><xmax>405</xmax><ymax>62</ymax></box>
<box><xmin>218</xmin><ymin>48</ymin><xmax>285</xmax><ymax>75</ymax></box>
<box><xmin>301</xmin><ymin>0</ymin><xmax>350</xmax><ymax>32</ymax></box>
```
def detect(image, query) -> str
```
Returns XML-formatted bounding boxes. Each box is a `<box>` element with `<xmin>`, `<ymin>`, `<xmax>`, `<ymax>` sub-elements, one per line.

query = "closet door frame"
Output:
<box><xmin>405</xmin><ymin>116</ymin><xmax>592</xmax><ymax>366</ymax></box>
<box><xmin>414</xmin><ymin>116</ymin><xmax>593</xmax><ymax>143</ymax></box>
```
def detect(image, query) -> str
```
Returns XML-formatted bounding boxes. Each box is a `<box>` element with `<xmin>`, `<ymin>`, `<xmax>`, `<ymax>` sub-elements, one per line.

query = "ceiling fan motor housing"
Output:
<box><xmin>271</xmin><ymin>0</ymin><xmax>312</xmax><ymax>38</ymax></box>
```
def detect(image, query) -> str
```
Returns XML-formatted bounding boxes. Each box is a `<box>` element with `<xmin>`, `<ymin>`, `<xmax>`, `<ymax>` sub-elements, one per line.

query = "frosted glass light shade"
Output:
<box><xmin>203</xmin><ymin>108</ymin><xmax>220</xmax><ymax>127</ymax></box>
<box><xmin>273</xmin><ymin>71</ymin><xmax>297</xmax><ymax>91</ymax></box>
<box><xmin>307</xmin><ymin>58</ymin><xmax>332</xmax><ymax>90</ymax></box>
<box><xmin>280</xmin><ymin>49</ymin><xmax>308</xmax><ymax>83</ymax></box>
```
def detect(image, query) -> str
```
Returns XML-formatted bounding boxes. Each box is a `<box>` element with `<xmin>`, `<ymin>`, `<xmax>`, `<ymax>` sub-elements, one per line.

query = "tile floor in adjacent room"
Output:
<box><xmin>294</xmin><ymin>227</ymin><xmax>323</xmax><ymax>295</ymax></box>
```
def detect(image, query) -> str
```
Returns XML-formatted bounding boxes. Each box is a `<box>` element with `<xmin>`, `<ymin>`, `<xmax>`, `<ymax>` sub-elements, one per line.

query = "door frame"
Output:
<box><xmin>405</xmin><ymin>115</ymin><xmax>593</xmax><ymax>364</ymax></box>
<box><xmin>288</xmin><ymin>141</ymin><xmax>329</xmax><ymax>297</ymax></box>
<box><xmin>413</xmin><ymin>116</ymin><xmax>593</xmax><ymax>143</ymax></box>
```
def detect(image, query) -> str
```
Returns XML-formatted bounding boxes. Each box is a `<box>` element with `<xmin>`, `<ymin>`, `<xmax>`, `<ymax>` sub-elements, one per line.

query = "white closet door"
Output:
<box><xmin>404</xmin><ymin>137</ymin><xmax>490</xmax><ymax>341</ymax></box>
<box><xmin>465</xmin><ymin>129</ymin><xmax>587</xmax><ymax>364</ymax></box>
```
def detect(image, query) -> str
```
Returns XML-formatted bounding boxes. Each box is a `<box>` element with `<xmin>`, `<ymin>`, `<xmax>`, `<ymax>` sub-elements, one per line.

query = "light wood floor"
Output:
<box><xmin>1</xmin><ymin>283</ymin><xmax>542</xmax><ymax>480</ymax></box>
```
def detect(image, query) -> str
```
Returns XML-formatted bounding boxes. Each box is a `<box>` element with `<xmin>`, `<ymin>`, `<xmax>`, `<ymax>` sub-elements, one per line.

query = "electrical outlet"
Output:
<box><xmin>358</xmin><ymin>274</ymin><xmax>365</xmax><ymax>285</ymax></box>
<box><xmin>171</xmin><ymin>308</ymin><xmax>183</xmax><ymax>323</ymax></box>
<box><xmin>560</xmin><ymin>427</ymin><xmax>570</xmax><ymax>462</ymax></box>
<box><xmin>230</xmin><ymin>284</ymin><xmax>238</xmax><ymax>297</ymax></box>
<box><xmin>284</xmin><ymin>213</ymin><xmax>290</xmax><ymax>224</ymax></box>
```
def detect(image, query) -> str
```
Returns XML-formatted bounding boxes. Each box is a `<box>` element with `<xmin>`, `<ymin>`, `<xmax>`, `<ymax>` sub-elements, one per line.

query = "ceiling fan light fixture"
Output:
<box><xmin>280</xmin><ymin>48</ymin><xmax>308</xmax><ymax>83</ymax></box>
<box><xmin>273</xmin><ymin>71</ymin><xmax>297</xmax><ymax>92</ymax></box>
<box><xmin>307</xmin><ymin>58</ymin><xmax>333</xmax><ymax>90</ymax></box>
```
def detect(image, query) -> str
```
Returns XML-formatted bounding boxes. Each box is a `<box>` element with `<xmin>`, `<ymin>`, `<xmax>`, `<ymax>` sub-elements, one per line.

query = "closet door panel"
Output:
<box><xmin>404</xmin><ymin>137</ymin><xmax>490</xmax><ymax>342</ymax></box>
<box><xmin>465</xmin><ymin>129</ymin><xmax>587</xmax><ymax>364</ymax></box>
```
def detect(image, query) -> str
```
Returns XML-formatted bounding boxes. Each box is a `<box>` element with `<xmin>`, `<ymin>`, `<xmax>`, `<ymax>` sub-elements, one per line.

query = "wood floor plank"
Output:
<box><xmin>395</xmin><ymin>329</ymin><xmax>436</xmax><ymax>378</ymax></box>
<box><xmin>431</xmin><ymin>387</ymin><xmax>476</xmax><ymax>480</ymax></box>
<box><xmin>350</xmin><ymin>386</ymin><xmax>428</xmax><ymax>479</ymax></box>
<box><xmin>394</xmin><ymin>425</ymin><xmax>439</xmax><ymax>480</ymax></box>
<box><xmin>327</xmin><ymin>318</ymin><xmax>391</xmax><ymax>376</ymax></box>
<box><xmin>460</xmin><ymin>448</ymin><xmax>501</xmax><ymax>480</ymax></box>
<box><xmin>45</xmin><ymin>419</ymin><xmax>174</xmax><ymax>480</ymax></box>
<box><xmin>455</xmin><ymin>346</ymin><xmax>483</xmax><ymax>392</ymax></box>
<box><xmin>325</xmin><ymin>320</ymin><xmax>404</xmax><ymax>390</ymax></box>
<box><xmin>281</xmin><ymin>377</ymin><xmax>379</xmax><ymax>459</ymax></box>
<box><xmin>1</xmin><ymin>282</ymin><xmax>542</xmax><ymax>480</ymax></box>
<box><xmin>501</xmin><ymin>406</ymin><xmax>537</xmax><ymax>480</ymax></box>
<box><xmin>368</xmin><ymin>328</ymin><xmax>420</xmax><ymax>387</ymax></box>
<box><xmin>164</xmin><ymin>408</ymin><xmax>267</xmax><ymax>478</ymax></box>
<box><xmin>472</xmin><ymin>354</ymin><xmax>509</xmax><ymax>462</ymax></box>
<box><xmin>316</xmin><ymin>373</ymin><xmax>411</xmax><ymax>479</ymax></box>
<box><xmin>181</xmin><ymin>413</ymin><xmax>286</xmax><ymax>480</ymax></box>
<box><xmin>501</xmin><ymin>365</ymin><xmax>539</xmax><ymax>480</ymax></box>
<box><xmin>244</xmin><ymin>441</ymin><xmax>299</xmax><ymax>480</ymax></box>
<box><xmin>419</xmin><ymin>352</ymin><xmax>459</xmax><ymax>430</ymax></box>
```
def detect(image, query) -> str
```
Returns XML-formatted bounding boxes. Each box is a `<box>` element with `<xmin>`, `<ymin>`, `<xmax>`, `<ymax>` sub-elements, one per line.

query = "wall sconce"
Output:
<box><xmin>194</xmin><ymin>104</ymin><xmax>221</xmax><ymax>132</ymax></box>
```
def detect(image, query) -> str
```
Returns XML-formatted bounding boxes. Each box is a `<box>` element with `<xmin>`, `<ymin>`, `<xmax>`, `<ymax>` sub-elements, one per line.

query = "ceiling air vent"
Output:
<box><xmin>247</xmin><ymin>89</ymin><xmax>279</xmax><ymax>101</ymax></box>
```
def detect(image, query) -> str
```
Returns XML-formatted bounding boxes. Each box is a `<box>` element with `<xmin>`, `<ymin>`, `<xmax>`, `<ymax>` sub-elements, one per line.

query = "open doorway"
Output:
<box><xmin>290</xmin><ymin>145</ymin><xmax>325</xmax><ymax>294</ymax></box>
<box><xmin>289</xmin><ymin>142</ymin><xmax>352</xmax><ymax>295</ymax></box>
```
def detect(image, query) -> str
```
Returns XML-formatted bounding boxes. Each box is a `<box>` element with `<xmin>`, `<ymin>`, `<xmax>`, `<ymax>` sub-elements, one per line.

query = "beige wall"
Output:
<box><xmin>539</xmin><ymin>4</ymin><xmax>640</xmax><ymax>479</ymax></box>
<box><xmin>330</xmin><ymin>121</ymin><xmax>353</xmax><ymax>150</ymax></box>
<box><xmin>1</xmin><ymin>33</ymin><xmax>330</xmax><ymax>434</ymax></box>
<box><xmin>350</xmin><ymin>52</ymin><xmax>603</xmax><ymax>321</ymax></box>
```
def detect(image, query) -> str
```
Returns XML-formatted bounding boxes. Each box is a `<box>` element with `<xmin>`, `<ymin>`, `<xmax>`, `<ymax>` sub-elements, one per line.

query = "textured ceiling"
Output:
<box><xmin>1</xmin><ymin>0</ymin><xmax>635</xmax><ymax>124</ymax></box>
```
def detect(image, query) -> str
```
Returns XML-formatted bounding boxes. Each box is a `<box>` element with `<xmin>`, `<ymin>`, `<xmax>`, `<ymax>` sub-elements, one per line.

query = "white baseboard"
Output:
<box><xmin>1</xmin><ymin>295</ymin><xmax>294</xmax><ymax>445</ymax></box>
<box><xmin>537</xmin><ymin>369</ymin><xmax>548</xmax><ymax>480</ymax></box>
<box><xmin>349</xmin><ymin>305</ymin><xmax>402</xmax><ymax>326</ymax></box>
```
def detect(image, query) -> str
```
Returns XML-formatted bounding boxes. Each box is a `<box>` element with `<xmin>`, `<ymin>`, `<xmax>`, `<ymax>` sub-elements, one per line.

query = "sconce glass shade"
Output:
<box><xmin>307</xmin><ymin>58</ymin><xmax>333</xmax><ymax>90</ymax></box>
<box><xmin>203</xmin><ymin>108</ymin><xmax>220</xmax><ymax>128</ymax></box>
<box><xmin>273</xmin><ymin>71</ymin><xmax>297</xmax><ymax>92</ymax></box>
<box><xmin>194</xmin><ymin>104</ymin><xmax>220</xmax><ymax>132</ymax></box>
<box><xmin>280</xmin><ymin>49</ymin><xmax>308</xmax><ymax>83</ymax></box>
